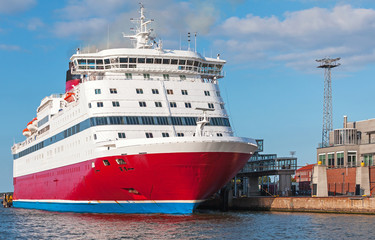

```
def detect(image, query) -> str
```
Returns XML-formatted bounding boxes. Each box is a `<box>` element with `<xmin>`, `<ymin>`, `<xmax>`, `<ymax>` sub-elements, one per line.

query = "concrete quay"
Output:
<box><xmin>199</xmin><ymin>196</ymin><xmax>375</xmax><ymax>214</ymax></box>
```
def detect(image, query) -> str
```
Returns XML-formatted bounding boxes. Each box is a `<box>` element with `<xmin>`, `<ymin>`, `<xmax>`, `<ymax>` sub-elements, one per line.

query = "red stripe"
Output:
<box><xmin>14</xmin><ymin>152</ymin><xmax>251</xmax><ymax>201</ymax></box>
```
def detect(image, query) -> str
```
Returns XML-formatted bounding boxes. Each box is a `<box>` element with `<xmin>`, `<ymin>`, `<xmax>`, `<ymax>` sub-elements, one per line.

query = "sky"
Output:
<box><xmin>1</xmin><ymin>0</ymin><xmax>375</xmax><ymax>192</ymax></box>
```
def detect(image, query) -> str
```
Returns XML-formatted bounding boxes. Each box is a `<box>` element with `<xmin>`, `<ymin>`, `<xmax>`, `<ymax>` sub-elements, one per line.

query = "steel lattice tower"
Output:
<box><xmin>316</xmin><ymin>57</ymin><xmax>340</xmax><ymax>147</ymax></box>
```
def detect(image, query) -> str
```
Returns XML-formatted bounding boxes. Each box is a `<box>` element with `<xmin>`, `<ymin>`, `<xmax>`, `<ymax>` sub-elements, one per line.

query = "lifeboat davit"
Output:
<box><xmin>27</xmin><ymin>118</ymin><xmax>38</xmax><ymax>132</ymax></box>
<box><xmin>64</xmin><ymin>92</ymin><xmax>76</xmax><ymax>103</ymax></box>
<box><xmin>22</xmin><ymin>128</ymin><xmax>31</xmax><ymax>137</ymax></box>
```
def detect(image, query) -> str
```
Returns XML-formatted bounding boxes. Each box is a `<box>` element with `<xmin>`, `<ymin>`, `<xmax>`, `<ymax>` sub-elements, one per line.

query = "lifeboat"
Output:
<box><xmin>27</xmin><ymin>118</ymin><xmax>38</xmax><ymax>132</ymax></box>
<box><xmin>64</xmin><ymin>92</ymin><xmax>76</xmax><ymax>103</ymax></box>
<box><xmin>22</xmin><ymin>128</ymin><xmax>31</xmax><ymax>137</ymax></box>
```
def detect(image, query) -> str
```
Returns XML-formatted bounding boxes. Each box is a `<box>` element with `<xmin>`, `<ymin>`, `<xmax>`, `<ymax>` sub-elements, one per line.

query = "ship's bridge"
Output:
<box><xmin>70</xmin><ymin>48</ymin><xmax>225</xmax><ymax>79</ymax></box>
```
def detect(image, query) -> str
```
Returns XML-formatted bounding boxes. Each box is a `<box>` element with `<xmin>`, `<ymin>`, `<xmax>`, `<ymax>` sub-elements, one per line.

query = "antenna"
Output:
<box><xmin>316</xmin><ymin>57</ymin><xmax>341</xmax><ymax>147</ymax></box>
<box><xmin>194</xmin><ymin>32</ymin><xmax>197</xmax><ymax>53</ymax></box>
<box><xmin>179</xmin><ymin>32</ymin><xmax>181</xmax><ymax>50</ymax></box>
<box><xmin>188</xmin><ymin>32</ymin><xmax>191</xmax><ymax>51</ymax></box>
<box><xmin>107</xmin><ymin>24</ymin><xmax>110</xmax><ymax>49</ymax></box>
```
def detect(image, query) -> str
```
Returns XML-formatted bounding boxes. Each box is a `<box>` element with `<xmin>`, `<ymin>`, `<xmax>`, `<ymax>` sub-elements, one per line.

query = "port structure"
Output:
<box><xmin>316</xmin><ymin>57</ymin><xmax>341</xmax><ymax>147</ymax></box>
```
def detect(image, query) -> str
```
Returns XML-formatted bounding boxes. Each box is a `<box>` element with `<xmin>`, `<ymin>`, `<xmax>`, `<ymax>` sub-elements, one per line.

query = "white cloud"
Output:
<box><xmin>27</xmin><ymin>18</ymin><xmax>44</xmax><ymax>31</ymax></box>
<box><xmin>214</xmin><ymin>5</ymin><xmax>375</xmax><ymax>70</ymax></box>
<box><xmin>0</xmin><ymin>44</ymin><xmax>20</xmax><ymax>51</ymax></box>
<box><xmin>0</xmin><ymin>0</ymin><xmax>36</xmax><ymax>14</ymax></box>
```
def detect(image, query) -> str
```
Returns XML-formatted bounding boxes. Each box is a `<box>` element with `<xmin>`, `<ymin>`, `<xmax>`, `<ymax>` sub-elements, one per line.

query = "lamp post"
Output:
<box><xmin>341</xmin><ymin>172</ymin><xmax>345</xmax><ymax>195</ymax></box>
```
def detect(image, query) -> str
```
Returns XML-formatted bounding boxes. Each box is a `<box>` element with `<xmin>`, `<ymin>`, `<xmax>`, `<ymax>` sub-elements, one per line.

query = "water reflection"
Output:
<box><xmin>1</xmin><ymin>208</ymin><xmax>375</xmax><ymax>239</ymax></box>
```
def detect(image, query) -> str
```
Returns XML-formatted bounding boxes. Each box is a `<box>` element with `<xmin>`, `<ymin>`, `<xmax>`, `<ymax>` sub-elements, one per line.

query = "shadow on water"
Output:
<box><xmin>1</xmin><ymin>208</ymin><xmax>375</xmax><ymax>239</ymax></box>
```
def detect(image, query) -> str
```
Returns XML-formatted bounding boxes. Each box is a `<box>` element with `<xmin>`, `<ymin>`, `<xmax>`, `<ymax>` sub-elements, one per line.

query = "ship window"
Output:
<box><xmin>186</xmin><ymin>60</ymin><xmax>193</xmax><ymax>66</ymax></box>
<box><xmin>88</xmin><ymin>59</ymin><xmax>95</xmax><ymax>64</ymax></box>
<box><xmin>104</xmin><ymin>59</ymin><xmax>110</xmax><ymax>64</ymax></box>
<box><xmin>129</xmin><ymin>64</ymin><xmax>136</xmax><ymax>68</ymax></box>
<box><xmin>112</xmin><ymin>101</ymin><xmax>120</xmax><ymax>107</ymax></box>
<box><xmin>96</xmin><ymin>117</ymin><xmax>108</xmax><ymax>125</ymax></box>
<box><xmin>179</xmin><ymin>59</ymin><xmax>186</xmax><ymax>65</ymax></box>
<box><xmin>88</xmin><ymin>103</ymin><xmax>92</xmax><ymax>108</ymax></box>
<box><xmin>126</xmin><ymin>116</ymin><xmax>139</xmax><ymax>125</ymax></box>
<box><xmin>78</xmin><ymin>59</ymin><xmax>86</xmax><ymax>65</ymax></box>
<box><xmin>171</xmin><ymin>117</ymin><xmax>183</xmax><ymax>125</ymax></box>
<box><xmin>141</xmin><ymin>116</ymin><xmax>155</xmax><ymax>125</ymax></box>
<box><xmin>152</xmin><ymin>89</ymin><xmax>159</xmax><ymax>94</ymax></box>
<box><xmin>95</xmin><ymin>89</ymin><xmax>101</xmax><ymax>94</ymax></box>
<box><xmin>179</xmin><ymin>75</ymin><xmax>186</xmax><ymax>80</ymax></box>
<box><xmin>118</xmin><ymin>133</ymin><xmax>126</xmax><ymax>139</ymax></box>
<box><xmin>145</xmin><ymin>132</ymin><xmax>153</xmax><ymax>138</ymax></box>
<box><xmin>138</xmin><ymin>58</ymin><xmax>145</xmax><ymax>63</ymax></box>
<box><xmin>96</xmin><ymin>59</ymin><xmax>103</xmax><ymax>64</ymax></box>
<box><xmin>185</xmin><ymin>102</ymin><xmax>191</xmax><ymax>108</ymax></box>
<box><xmin>170</xmin><ymin>102</ymin><xmax>177</xmax><ymax>108</ymax></box>
<box><xmin>181</xmin><ymin>90</ymin><xmax>188</xmax><ymax>95</ymax></box>
<box><xmin>155</xmin><ymin>102</ymin><xmax>162</xmax><ymax>107</ymax></box>
<box><xmin>194</xmin><ymin>61</ymin><xmax>199</xmax><ymax>67</ymax></box>
<box><xmin>125</xmin><ymin>73</ymin><xmax>132</xmax><ymax>79</ymax></box>
<box><xmin>167</xmin><ymin>89</ymin><xmax>173</xmax><ymax>95</ymax></box>
<box><xmin>116</xmin><ymin>159</ymin><xmax>126</xmax><ymax>165</ymax></box>
<box><xmin>204</xmin><ymin>90</ymin><xmax>210</xmax><ymax>96</ymax></box>
<box><xmin>103</xmin><ymin>160</ymin><xmax>110</xmax><ymax>166</ymax></box>
<box><xmin>110</xmin><ymin>88</ymin><xmax>117</xmax><ymax>94</ymax></box>
<box><xmin>129</xmin><ymin>58</ymin><xmax>136</xmax><ymax>63</ymax></box>
<box><xmin>136</xmin><ymin>88</ymin><xmax>143</xmax><ymax>94</ymax></box>
<box><xmin>156</xmin><ymin>116</ymin><xmax>169</xmax><ymax>125</ymax></box>
<box><xmin>109</xmin><ymin>116</ymin><xmax>124</xmax><ymax>125</ymax></box>
<box><xmin>94</xmin><ymin>134</ymin><xmax>97</xmax><ymax>140</ymax></box>
<box><xmin>155</xmin><ymin>58</ymin><xmax>162</xmax><ymax>64</ymax></box>
<box><xmin>208</xmin><ymin>103</ymin><xmax>214</xmax><ymax>109</ymax></box>
<box><xmin>162</xmin><ymin>132</ymin><xmax>169</xmax><ymax>137</ymax></box>
<box><xmin>139</xmin><ymin>101</ymin><xmax>146</xmax><ymax>107</ymax></box>
<box><xmin>163</xmin><ymin>74</ymin><xmax>169</xmax><ymax>80</ymax></box>
<box><xmin>216</xmin><ymin>91</ymin><xmax>221</xmax><ymax>97</ymax></box>
<box><xmin>217</xmin><ymin>133</ymin><xmax>223</xmax><ymax>137</ymax></box>
<box><xmin>177</xmin><ymin>133</ymin><xmax>184</xmax><ymax>137</ymax></box>
<box><xmin>120</xmin><ymin>58</ymin><xmax>128</xmax><ymax>63</ymax></box>
<box><xmin>185</xmin><ymin>117</ymin><xmax>197</xmax><ymax>125</ymax></box>
<box><xmin>163</xmin><ymin>59</ymin><xmax>170</xmax><ymax>64</ymax></box>
<box><xmin>146</xmin><ymin>58</ymin><xmax>153</xmax><ymax>64</ymax></box>
<box><xmin>220</xmin><ymin>104</ymin><xmax>225</xmax><ymax>109</ymax></box>
<box><xmin>143</xmin><ymin>74</ymin><xmax>150</xmax><ymax>80</ymax></box>
<box><xmin>97</xmin><ymin>102</ymin><xmax>103</xmax><ymax>107</ymax></box>
<box><xmin>171</xmin><ymin>59</ymin><xmax>178</xmax><ymax>65</ymax></box>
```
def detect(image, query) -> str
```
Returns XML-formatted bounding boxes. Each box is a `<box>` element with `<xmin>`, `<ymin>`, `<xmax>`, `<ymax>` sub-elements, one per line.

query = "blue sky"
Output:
<box><xmin>1</xmin><ymin>0</ymin><xmax>375</xmax><ymax>192</ymax></box>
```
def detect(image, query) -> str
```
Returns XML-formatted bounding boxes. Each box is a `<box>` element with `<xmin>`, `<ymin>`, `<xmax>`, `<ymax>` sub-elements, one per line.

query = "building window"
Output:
<box><xmin>177</xmin><ymin>133</ymin><xmax>184</xmax><ymax>137</ymax></box>
<box><xmin>145</xmin><ymin>132</ymin><xmax>153</xmax><ymax>138</ymax></box>
<box><xmin>181</xmin><ymin>90</ymin><xmax>188</xmax><ymax>95</ymax></box>
<box><xmin>319</xmin><ymin>154</ymin><xmax>326</xmax><ymax>166</ymax></box>
<box><xmin>155</xmin><ymin>102</ymin><xmax>162</xmax><ymax>107</ymax></box>
<box><xmin>337</xmin><ymin>152</ymin><xmax>344</xmax><ymax>167</ymax></box>
<box><xmin>347</xmin><ymin>152</ymin><xmax>356</xmax><ymax>167</ymax></box>
<box><xmin>208</xmin><ymin>103</ymin><xmax>214</xmax><ymax>109</ymax></box>
<box><xmin>163</xmin><ymin>74</ymin><xmax>169</xmax><ymax>80</ymax></box>
<box><xmin>103</xmin><ymin>160</ymin><xmax>110</xmax><ymax>166</ymax></box>
<box><xmin>118</xmin><ymin>132</ymin><xmax>126</xmax><ymax>139</ymax></box>
<box><xmin>217</xmin><ymin>133</ymin><xmax>223</xmax><ymax>137</ymax></box>
<box><xmin>95</xmin><ymin>89</ymin><xmax>101</xmax><ymax>94</ymax></box>
<box><xmin>110</xmin><ymin>88</ymin><xmax>117</xmax><ymax>94</ymax></box>
<box><xmin>204</xmin><ymin>90</ymin><xmax>210</xmax><ymax>96</ymax></box>
<box><xmin>112</xmin><ymin>101</ymin><xmax>120</xmax><ymax>107</ymax></box>
<box><xmin>152</xmin><ymin>89</ymin><xmax>159</xmax><ymax>94</ymax></box>
<box><xmin>125</xmin><ymin>73</ymin><xmax>132</xmax><ymax>79</ymax></box>
<box><xmin>185</xmin><ymin>102</ymin><xmax>191</xmax><ymax>108</ymax></box>
<box><xmin>179</xmin><ymin>75</ymin><xmax>186</xmax><ymax>80</ymax></box>
<box><xmin>167</xmin><ymin>89</ymin><xmax>173</xmax><ymax>95</ymax></box>
<box><xmin>364</xmin><ymin>154</ymin><xmax>373</xmax><ymax>166</ymax></box>
<box><xmin>162</xmin><ymin>132</ymin><xmax>169</xmax><ymax>137</ymax></box>
<box><xmin>139</xmin><ymin>101</ymin><xmax>146</xmax><ymax>107</ymax></box>
<box><xmin>143</xmin><ymin>73</ymin><xmax>150</xmax><ymax>80</ymax></box>
<box><xmin>170</xmin><ymin>102</ymin><xmax>177</xmax><ymax>108</ymax></box>
<box><xmin>97</xmin><ymin>102</ymin><xmax>103</xmax><ymax>107</ymax></box>
<box><xmin>136</xmin><ymin>88</ymin><xmax>143</xmax><ymax>94</ymax></box>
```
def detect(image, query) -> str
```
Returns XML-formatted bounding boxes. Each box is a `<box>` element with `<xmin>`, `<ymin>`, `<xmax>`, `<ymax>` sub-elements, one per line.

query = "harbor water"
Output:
<box><xmin>1</xmin><ymin>208</ymin><xmax>375</xmax><ymax>239</ymax></box>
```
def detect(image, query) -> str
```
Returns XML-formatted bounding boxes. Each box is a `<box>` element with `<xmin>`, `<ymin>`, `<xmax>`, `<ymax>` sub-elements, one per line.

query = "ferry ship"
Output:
<box><xmin>11</xmin><ymin>5</ymin><xmax>257</xmax><ymax>214</ymax></box>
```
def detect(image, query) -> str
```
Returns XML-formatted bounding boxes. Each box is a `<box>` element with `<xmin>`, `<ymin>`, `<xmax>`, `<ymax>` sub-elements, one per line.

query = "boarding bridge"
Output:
<box><xmin>235</xmin><ymin>140</ymin><xmax>297</xmax><ymax>196</ymax></box>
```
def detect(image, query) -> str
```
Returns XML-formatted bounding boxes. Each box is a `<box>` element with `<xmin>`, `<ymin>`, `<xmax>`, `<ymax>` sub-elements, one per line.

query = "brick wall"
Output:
<box><xmin>326</xmin><ymin>168</ymin><xmax>356</xmax><ymax>195</ymax></box>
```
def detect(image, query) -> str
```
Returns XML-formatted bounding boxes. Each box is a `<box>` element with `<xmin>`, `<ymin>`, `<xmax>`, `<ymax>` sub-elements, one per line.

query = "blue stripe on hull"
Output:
<box><xmin>13</xmin><ymin>201</ymin><xmax>199</xmax><ymax>214</ymax></box>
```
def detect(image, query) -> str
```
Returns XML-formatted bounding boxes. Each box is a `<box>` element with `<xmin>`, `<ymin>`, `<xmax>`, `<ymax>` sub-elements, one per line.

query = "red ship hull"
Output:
<box><xmin>13</xmin><ymin>151</ymin><xmax>251</xmax><ymax>213</ymax></box>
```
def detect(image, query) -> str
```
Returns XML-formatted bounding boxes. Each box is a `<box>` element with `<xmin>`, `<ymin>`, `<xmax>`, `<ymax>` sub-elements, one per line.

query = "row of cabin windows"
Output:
<box><xmin>95</xmin><ymin>88</ymin><xmax>220</xmax><ymax>97</ymax></box>
<box><xmin>75</xmin><ymin>58</ymin><xmax>223</xmax><ymax>72</ymax></box>
<box><xmin>91</xmin><ymin>101</ymin><xmax>224</xmax><ymax>109</ymax></box>
<box><xmin>117</xmin><ymin>131</ymin><xmax>223</xmax><ymax>139</ymax></box>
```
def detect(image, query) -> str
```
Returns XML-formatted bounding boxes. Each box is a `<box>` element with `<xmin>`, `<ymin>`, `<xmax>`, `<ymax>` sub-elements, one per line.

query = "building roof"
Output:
<box><xmin>296</xmin><ymin>164</ymin><xmax>314</xmax><ymax>172</ymax></box>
